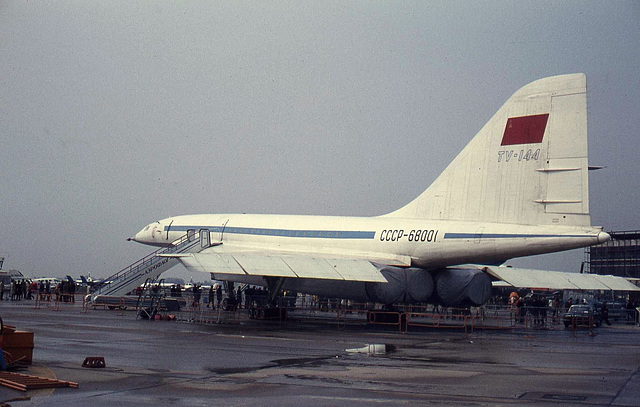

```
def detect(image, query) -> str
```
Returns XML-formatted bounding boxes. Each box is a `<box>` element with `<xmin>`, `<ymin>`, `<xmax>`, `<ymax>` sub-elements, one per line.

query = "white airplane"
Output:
<box><xmin>130</xmin><ymin>74</ymin><xmax>610</xmax><ymax>307</ymax></box>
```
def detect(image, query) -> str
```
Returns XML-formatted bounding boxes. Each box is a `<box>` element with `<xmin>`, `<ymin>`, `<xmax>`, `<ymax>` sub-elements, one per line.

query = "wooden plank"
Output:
<box><xmin>0</xmin><ymin>371</ymin><xmax>78</xmax><ymax>392</ymax></box>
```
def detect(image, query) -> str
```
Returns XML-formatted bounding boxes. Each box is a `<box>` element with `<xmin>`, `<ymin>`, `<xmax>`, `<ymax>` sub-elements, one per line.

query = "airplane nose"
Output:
<box><xmin>128</xmin><ymin>230</ymin><xmax>145</xmax><ymax>243</ymax></box>
<box><xmin>128</xmin><ymin>230</ymin><xmax>144</xmax><ymax>243</ymax></box>
<box><xmin>128</xmin><ymin>224</ymin><xmax>155</xmax><ymax>244</ymax></box>
<box><xmin>128</xmin><ymin>221</ymin><xmax>171</xmax><ymax>246</ymax></box>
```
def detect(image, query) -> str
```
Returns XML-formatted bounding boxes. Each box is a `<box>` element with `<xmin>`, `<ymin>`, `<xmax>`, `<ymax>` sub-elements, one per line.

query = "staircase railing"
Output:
<box><xmin>91</xmin><ymin>234</ymin><xmax>199</xmax><ymax>297</ymax></box>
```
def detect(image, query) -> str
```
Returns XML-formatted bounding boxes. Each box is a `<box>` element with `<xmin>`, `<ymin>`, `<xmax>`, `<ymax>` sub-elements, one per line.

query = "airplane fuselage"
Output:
<box><xmin>132</xmin><ymin>214</ymin><xmax>609</xmax><ymax>270</ymax></box>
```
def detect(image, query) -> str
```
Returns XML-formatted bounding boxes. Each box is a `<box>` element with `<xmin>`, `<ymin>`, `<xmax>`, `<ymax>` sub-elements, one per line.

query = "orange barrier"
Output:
<box><xmin>53</xmin><ymin>294</ymin><xmax>77</xmax><ymax>311</ymax></box>
<box><xmin>367</xmin><ymin>311</ymin><xmax>406</xmax><ymax>332</ymax></box>
<box><xmin>32</xmin><ymin>291</ymin><xmax>87</xmax><ymax>311</ymax></box>
<box><xmin>406</xmin><ymin>311</ymin><xmax>470</xmax><ymax>331</ymax></box>
<box><xmin>568</xmin><ymin>315</ymin><xmax>597</xmax><ymax>337</ymax></box>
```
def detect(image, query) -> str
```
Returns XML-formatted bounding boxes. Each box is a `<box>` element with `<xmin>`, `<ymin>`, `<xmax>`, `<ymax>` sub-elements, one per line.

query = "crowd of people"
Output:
<box><xmin>0</xmin><ymin>279</ymin><xmax>78</xmax><ymax>303</ymax></box>
<box><xmin>0</xmin><ymin>280</ymin><xmax>35</xmax><ymax>301</ymax></box>
<box><xmin>3</xmin><ymin>277</ymin><xmax>639</xmax><ymax>326</ymax></box>
<box><xmin>143</xmin><ymin>284</ymin><xmax>301</xmax><ymax>311</ymax></box>
<box><xmin>501</xmin><ymin>291</ymin><xmax>640</xmax><ymax>326</ymax></box>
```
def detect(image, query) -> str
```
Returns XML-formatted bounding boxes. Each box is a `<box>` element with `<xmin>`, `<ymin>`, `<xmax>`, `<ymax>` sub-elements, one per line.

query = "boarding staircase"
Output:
<box><xmin>88</xmin><ymin>231</ymin><xmax>211</xmax><ymax>302</ymax></box>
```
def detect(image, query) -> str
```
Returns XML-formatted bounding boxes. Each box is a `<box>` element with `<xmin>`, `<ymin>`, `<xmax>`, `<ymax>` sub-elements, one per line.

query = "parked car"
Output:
<box><xmin>563</xmin><ymin>304</ymin><xmax>602</xmax><ymax>328</ymax></box>
<box><xmin>607</xmin><ymin>301</ymin><xmax>627</xmax><ymax>321</ymax></box>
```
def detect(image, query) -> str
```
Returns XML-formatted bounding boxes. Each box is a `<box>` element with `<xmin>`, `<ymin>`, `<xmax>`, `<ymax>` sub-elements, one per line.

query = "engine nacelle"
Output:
<box><xmin>365</xmin><ymin>267</ymin><xmax>434</xmax><ymax>304</ymax></box>
<box><xmin>432</xmin><ymin>268</ymin><xmax>492</xmax><ymax>307</ymax></box>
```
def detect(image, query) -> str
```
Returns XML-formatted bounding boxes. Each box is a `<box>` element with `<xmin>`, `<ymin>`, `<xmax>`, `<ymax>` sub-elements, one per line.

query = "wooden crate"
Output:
<box><xmin>0</xmin><ymin>331</ymin><xmax>34</xmax><ymax>365</ymax></box>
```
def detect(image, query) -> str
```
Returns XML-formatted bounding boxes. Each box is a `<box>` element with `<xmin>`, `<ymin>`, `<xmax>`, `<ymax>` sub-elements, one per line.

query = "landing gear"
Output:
<box><xmin>246</xmin><ymin>277</ymin><xmax>288</xmax><ymax>320</ymax></box>
<box><xmin>248</xmin><ymin>307</ymin><xmax>286</xmax><ymax>320</ymax></box>
<box><xmin>222</xmin><ymin>297</ymin><xmax>237</xmax><ymax>312</ymax></box>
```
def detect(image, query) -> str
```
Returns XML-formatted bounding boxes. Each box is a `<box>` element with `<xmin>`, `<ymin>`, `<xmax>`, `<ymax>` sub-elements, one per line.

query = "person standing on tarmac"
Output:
<box><xmin>236</xmin><ymin>288</ymin><xmax>242</xmax><ymax>309</ymax></box>
<box><xmin>192</xmin><ymin>285</ymin><xmax>201</xmax><ymax>308</ymax></box>
<box><xmin>602</xmin><ymin>301</ymin><xmax>612</xmax><ymax>326</ymax></box>
<box><xmin>208</xmin><ymin>286</ymin><xmax>215</xmax><ymax>309</ymax></box>
<box><xmin>216</xmin><ymin>285</ymin><xmax>222</xmax><ymax>309</ymax></box>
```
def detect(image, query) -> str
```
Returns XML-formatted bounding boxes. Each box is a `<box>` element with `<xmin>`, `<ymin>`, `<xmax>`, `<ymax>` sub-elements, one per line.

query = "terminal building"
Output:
<box><xmin>585</xmin><ymin>230</ymin><xmax>640</xmax><ymax>300</ymax></box>
<box><xmin>585</xmin><ymin>230</ymin><xmax>640</xmax><ymax>278</ymax></box>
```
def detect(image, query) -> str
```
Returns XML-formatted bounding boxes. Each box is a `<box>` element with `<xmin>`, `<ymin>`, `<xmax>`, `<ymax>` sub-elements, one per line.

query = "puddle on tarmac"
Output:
<box><xmin>210</xmin><ymin>356</ymin><xmax>332</xmax><ymax>375</ymax></box>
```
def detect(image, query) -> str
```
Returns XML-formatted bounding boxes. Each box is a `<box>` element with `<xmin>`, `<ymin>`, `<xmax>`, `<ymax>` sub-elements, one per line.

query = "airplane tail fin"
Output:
<box><xmin>385</xmin><ymin>73</ymin><xmax>591</xmax><ymax>227</ymax></box>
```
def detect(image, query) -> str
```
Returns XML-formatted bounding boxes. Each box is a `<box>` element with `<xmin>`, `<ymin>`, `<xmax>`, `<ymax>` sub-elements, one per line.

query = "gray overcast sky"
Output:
<box><xmin>1</xmin><ymin>1</ymin><xmax>639</xmax><ymax>281</ymax></box>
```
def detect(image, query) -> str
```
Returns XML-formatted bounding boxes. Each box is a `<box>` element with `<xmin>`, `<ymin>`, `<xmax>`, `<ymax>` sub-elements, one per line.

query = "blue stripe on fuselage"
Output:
<box><xmin>164</xmin><ymin>227</ymin><xmax>590</xmax><ymax>241</ymax></box>
<box><xmin>165</xmin><ymin>225</ymin><xmax>375</xmax><ymax>239</ymax></box>
<box><xmin>443</xmin><ymin>233</ymin><xmax>591</xmax><ymax>239</ymax></box>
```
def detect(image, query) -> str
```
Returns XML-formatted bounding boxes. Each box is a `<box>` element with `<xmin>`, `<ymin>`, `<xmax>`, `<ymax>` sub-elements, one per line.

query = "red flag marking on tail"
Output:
<box><xmin>500</xmin><ymin>113</ymin><xmax>549</xmax><ymax>146</ymax></box>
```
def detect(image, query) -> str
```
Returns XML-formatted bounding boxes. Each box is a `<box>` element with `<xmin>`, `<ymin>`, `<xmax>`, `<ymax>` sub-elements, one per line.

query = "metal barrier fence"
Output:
<box><xmin>33</xmin><ymin>291</ymin><xmax>85</xmax><ymax>311</ymax></box>
<box><xmin>16</xmin><ymin>291</ymin><xmax>640</xmax><ymax>333</ymax></box>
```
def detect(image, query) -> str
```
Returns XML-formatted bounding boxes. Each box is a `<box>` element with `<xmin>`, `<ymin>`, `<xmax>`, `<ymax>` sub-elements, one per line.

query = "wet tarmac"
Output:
<box><xmin>0</xmin><ymin>302</ymin><xmax>638</xmax><ymax>406</ymax></box>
